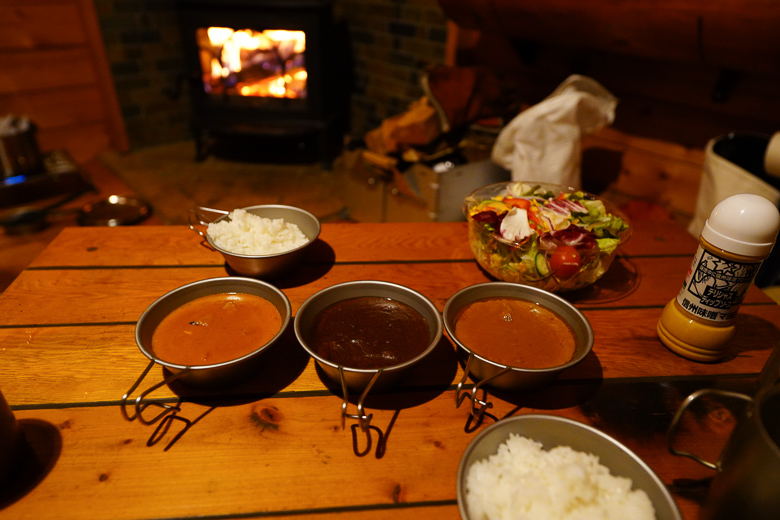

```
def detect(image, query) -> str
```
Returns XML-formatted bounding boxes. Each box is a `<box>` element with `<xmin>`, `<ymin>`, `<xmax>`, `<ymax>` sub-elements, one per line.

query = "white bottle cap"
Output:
<box><xmin>702</xmin><ymin>193</ymin><xmax>780</xmax><ymax>257</ymax></box>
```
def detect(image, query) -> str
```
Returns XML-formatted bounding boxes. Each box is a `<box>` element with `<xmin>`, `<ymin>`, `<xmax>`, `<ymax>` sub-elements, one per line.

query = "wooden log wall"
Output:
<box><xmin>0</xmin><ymin>0</ymin><xmax>128</xmax><ymax>164</ymax></box>
<box><xmin>438</xmin><ymin>0</ymin><xmax>780</xmax><ymax>227</ymax></box>
<box><xmin>440</xmin><ymin>0</ymin><xmax>780</xmax><ymax>74</ymax></box>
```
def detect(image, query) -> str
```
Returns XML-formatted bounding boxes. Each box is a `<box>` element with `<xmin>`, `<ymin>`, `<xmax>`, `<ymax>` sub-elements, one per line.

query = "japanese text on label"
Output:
<box><xmin>676</xmin><ymin>246</ymin><xmax>759</xmax><ymax>323</ymax></box>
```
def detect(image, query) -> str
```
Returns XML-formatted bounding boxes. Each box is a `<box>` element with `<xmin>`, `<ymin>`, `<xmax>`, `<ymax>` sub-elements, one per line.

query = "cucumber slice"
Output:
<box><xmin>535</xmin><ymin>251</ymin><xmax>550</xmax><ymax>277</ymax></box>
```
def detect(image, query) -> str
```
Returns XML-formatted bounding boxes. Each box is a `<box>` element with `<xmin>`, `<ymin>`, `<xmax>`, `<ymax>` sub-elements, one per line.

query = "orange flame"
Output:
<box><xmin>199</xmin><ymin>27</ymin><xmax>307</xmax><ymax>99</ymax></box>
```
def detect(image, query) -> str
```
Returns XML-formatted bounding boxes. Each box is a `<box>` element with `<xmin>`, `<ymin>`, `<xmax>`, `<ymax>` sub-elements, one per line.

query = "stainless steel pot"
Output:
<box><xmin>668</xmin><ymin>385</ymin><xmax>780</xmax><ymax>520</ymax></box>
<box><xmin>122</xmin><ymin>277</ymin><xmax>291</xmax><ymax>424</ymax></box>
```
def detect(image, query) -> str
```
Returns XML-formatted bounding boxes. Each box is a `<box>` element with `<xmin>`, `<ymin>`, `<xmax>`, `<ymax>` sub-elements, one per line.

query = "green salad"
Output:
<box><xmin>465</xmin><ymin>182</ymin><xmax>630</xmax><ymax>292</ymax></box>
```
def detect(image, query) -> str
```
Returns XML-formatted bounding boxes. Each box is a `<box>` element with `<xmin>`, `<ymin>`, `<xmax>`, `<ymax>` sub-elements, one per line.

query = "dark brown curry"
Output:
<box><xmin>308</xmin><ymin>296</ymin><xmax>430</xmax><ymax>369</ymax></box>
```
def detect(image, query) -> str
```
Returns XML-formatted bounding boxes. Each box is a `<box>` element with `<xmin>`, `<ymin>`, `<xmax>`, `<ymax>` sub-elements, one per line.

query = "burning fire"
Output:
<box><xmin>197</xmin><ymin>27</ymin><xmax>307</xmax><ymax>99</ymax></box>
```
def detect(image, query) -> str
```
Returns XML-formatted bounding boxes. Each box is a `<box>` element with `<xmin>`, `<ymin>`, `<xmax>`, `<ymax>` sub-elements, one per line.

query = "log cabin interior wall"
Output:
<box><xmin>1</xmin><ymin>0</ymin><xmax>778</xmax><ymax>227</ymax></box>
<box><xmin>0</xmin><ymin>0</ymin><xmax>128</xmax><ymax>165</ymax></box>
<box><xmin>439</xmin><ymin>0</ymin><xmax>780</xmax><ymax>225</ymax></box>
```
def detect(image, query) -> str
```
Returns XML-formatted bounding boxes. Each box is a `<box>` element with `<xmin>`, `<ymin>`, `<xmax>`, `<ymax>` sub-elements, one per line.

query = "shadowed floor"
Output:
<box><xmin>99</xmin><ymin>137</ymin><xmax>350</xmax><ymax>225</ymax></box>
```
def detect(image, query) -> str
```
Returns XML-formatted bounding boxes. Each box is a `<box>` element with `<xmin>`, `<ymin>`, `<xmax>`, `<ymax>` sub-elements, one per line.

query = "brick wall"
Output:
<box><xmin>93</xmin><ymin>0</ymin><xmax>190</xmax><ymax>150</ymax></box>
<box><xmin>335</xmin><ymin>0</ymin><xmax>448</xmax><ymax>135</ymax></box>
<box><xmin>94</xmin><ymin>0</ymin><xmax>448</xmax><ymax>150</ymax></box>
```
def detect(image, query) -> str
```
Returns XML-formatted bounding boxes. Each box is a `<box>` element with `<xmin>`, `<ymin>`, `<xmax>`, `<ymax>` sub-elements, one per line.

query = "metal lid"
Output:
<box><xmin>79</xmin><ymin>195</ymin><xmax>150</xmax><ymax>227</ymax></box>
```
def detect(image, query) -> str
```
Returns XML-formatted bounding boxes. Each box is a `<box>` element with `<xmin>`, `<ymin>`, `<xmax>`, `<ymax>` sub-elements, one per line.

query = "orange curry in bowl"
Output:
<box><xmin>151</xmin><ymin>292</ymin><xmax>282</xmax><ymax>366</ymax></box>
<box><xmin>453</xmin><ymin>297</ymin><xmax>575</xmax><ymax>369</ymax></box>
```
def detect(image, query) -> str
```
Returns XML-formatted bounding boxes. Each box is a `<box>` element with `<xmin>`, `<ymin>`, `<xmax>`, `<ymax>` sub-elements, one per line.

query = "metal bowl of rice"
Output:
<box><xmin>189</xmin><ymin>204</ymin><xmax>320</xmax><ymax>278</ymax></box>
<box><xmin>458</xmin><ymin>415</ymin><xmax>682</xmax><ymax>520</ymax></box>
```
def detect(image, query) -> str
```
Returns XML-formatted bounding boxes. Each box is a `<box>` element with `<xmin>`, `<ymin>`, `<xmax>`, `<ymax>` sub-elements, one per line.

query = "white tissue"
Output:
<box><xmin>491</xmin><ymin>75</ymin><xmax>618</xmax><ymax>188</ymax></box>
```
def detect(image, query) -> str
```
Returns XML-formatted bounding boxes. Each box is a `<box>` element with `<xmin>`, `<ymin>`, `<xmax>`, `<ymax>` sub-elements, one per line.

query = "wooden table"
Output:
<box><xmin>1</xmin><ymin>216</ymin><xmax>778</xmax><ymax>519</ymax></box>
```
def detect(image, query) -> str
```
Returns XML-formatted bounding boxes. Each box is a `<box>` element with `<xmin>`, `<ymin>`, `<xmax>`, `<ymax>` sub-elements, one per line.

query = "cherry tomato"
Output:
<box><xmin>549</xmin><ymin>245</ymin><xmax>581</xmax><ymax>279</ymax></box>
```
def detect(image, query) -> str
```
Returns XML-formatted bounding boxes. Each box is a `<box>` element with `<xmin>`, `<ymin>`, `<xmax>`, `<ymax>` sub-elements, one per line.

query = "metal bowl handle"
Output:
<box><xmin>120</xmin><ymin>360</ymin><xmax>190</xmax><ymax>425</ymax></box>
<box><xmin>338</xmin><ymin>365</ymin><xmax>382</xmax><ymax>432</ymax></box>
<box><xmin>455</xmin><ymin>352</ymin><xmax>512</xmax><ymax>421</ymax></box>
<box><xmin>666</xmin><ymin>387</ymin><xmax>754</xmax><ymax>470</ymax></box>
<box><xmin>188</xmin><ymin>206</ymin><xmax>228</xmax><ymax>239</ymax></box>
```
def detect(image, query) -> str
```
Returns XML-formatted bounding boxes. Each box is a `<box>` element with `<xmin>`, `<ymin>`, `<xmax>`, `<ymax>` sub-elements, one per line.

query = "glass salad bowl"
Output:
<box><xmin>464</xmin><ymin>181</ymin><xmax>632</xmax><ymax>293</ymax></box>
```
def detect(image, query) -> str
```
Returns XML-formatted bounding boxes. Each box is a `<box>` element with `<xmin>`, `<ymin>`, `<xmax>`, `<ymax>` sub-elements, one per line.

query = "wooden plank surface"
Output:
<box><xmin>2</xmin><ymin>302</ymin><xmax>776</xmax><ymax>409</ymax></box>
<box><xmin>1</xmin><ymin>221</ymin><xmax>778</xmax><ymax>520</ymax></box>
<box><xmin>4</xmin><ymin>377</ymin><xmax>752</xmax><ymax>520</ymax></box>
<box><xmin>0</xmin><ymin>255</ymin><xmax>745</xmax><ymax>324</ymax></box>
<box><xmin>0</xmin><ymin>49</ymin><xmax>97</xmax><ymax>95</ymax></box>
<box><xmin>1</xmin><ymin>0</ymin><xmax>128</xmax><ymax>168</ymax></box>
<box><xmin>28</xmin><ymin>219</ymin><xmax>701</xmax><ymax>268</ymax></box>
<box><xmin>3</xmin><ymin>254</ymin><xmax>777</xmax><ymax>323</ymax></box>
<box><xmin>0</xmin><ymin>2</ymin><xmax>87</xmax><ymax>50</ymax></box>
<box><xmin>35</xmin><ymin>121</ymin><xmax>115</xmax><ymax>164</ymax></box>
<box><xmin>0</xmin><ymin>86</ymin><xmax>108</xmax><ymax>130</ymax></box>
<box><xmin>438</xmin><ymin>0</ymin><xmax>780</xmax><ymax>73</ymax></box>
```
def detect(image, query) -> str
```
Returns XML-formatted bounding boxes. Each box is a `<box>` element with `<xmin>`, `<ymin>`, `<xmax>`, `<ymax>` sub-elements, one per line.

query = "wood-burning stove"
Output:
<box><xmin>176</xmin><ymin>0</ymin><xmax>347</xmax><ymax>167</ymax></box>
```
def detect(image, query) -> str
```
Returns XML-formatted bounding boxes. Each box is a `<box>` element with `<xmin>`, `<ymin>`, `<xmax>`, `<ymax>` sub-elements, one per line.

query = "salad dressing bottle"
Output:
<box><xmin>657</xmin><ymin>194</ymin><xmax>780</xmax><ymax>361</ymax></box>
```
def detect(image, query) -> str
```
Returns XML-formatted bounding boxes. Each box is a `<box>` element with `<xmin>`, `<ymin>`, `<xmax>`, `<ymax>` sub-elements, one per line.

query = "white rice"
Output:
<box><xmin>465</xmin><ymin>434</ymin><xmax>657</xmax><ymax>520</ymax></box>
<box><xmin>206</xmin><ymin>208</ymin><xmax>309</xmax><ymax>256</ymax></box>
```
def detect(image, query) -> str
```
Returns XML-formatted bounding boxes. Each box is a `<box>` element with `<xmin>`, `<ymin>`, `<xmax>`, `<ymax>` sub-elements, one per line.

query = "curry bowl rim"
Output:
<box><xmin>135</xmin><ymin>276</ymin><xmax>292</xmax><ymax>371</ymax></box>
<box><xmin>442</xmin><ymin>281</ymin><xmax>594</xmax><ymax>373</ymax></box>
<box><xmin>293</xmin><ymin>280</ymin><xmax>444</xmax><ymax>375</ymax></box>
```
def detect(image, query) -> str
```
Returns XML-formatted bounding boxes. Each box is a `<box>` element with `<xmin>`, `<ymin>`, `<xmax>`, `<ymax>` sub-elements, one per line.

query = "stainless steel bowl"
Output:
<box><xmin>443</xmin><ymin>282</ymin><xmax>593</xmax><ymax>393</ymax></box>
<box><xmin>134</xmin><ymin>277</ymin><xmax>291</xmax><ymax>388</ymax></box>
<box><xmin>294</xmin><ymin>280</ymin><xmax>444</xmax><ymax>393</ymax></box>
<box><xmin>458</xmin><ymin>415</ymin><xmax>683</xmax><ymax>520</ymax></box>
<box><xmin>189</xmin><ymin>205</ymin><xmax>321</xmax><ymax>278</ymax></box>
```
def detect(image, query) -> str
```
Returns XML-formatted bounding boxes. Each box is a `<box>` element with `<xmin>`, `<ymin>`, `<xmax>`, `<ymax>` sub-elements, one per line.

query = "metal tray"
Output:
<box><xmin>79</xmin><ymin>195</ymin><xmax>150</xmax><ymax>226</ymax></box>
